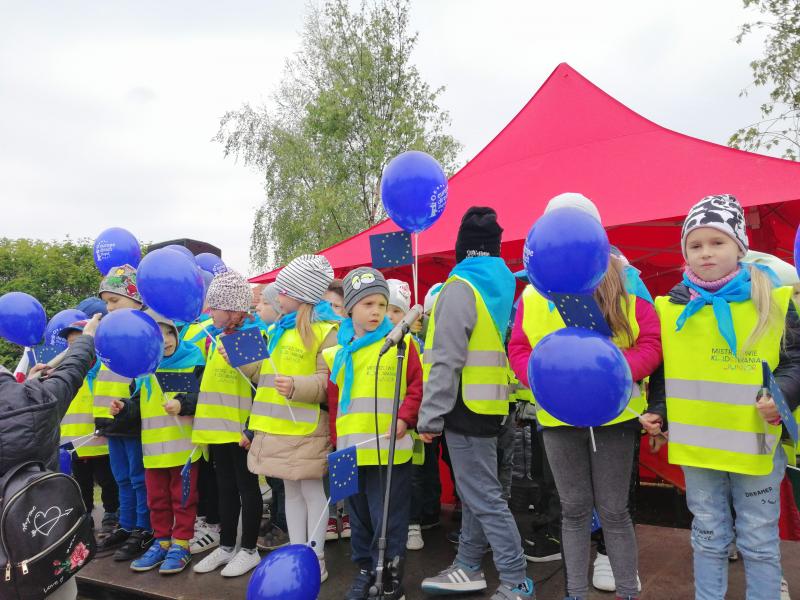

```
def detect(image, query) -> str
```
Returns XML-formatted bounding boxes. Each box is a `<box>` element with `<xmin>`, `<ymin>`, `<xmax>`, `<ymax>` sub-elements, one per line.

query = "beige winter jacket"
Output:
<box><xmin>245</xmin><ymin>328</ymin><xmax>337</xmax><ymax>480</ymax></box>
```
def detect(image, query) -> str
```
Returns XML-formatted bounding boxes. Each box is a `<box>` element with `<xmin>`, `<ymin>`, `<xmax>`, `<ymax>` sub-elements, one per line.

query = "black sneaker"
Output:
<box><xmin>95</xmin><ymin>527</ymin><xmax>131</xmax><ymax>556</ymax></box>
<box><xmin>523</xmin><ymin>532</ymin><xmax>561</xmax><ymax>563</ymax></box>
<box><xmin>113</xmin><ymin>529</ymin><xmax>154</xmax><ymax>561</ymax></box>
<box><xmin>99</xmin><ymin>511</ymin><xmax>119</xmax><ymax>537</ymax></box>
<box><xmin>383</xmin><ymin>580</ymin><xmax>405</xmax><ymax>600</ymax></box>
<box><xmin>446</xmin><ymin>529</ymin><xmax>460</xmax><ymax>544</ymax></box>
<box><xmin>346</xmin><ymin>569</ymin><xmax>374</xmax><ymax>600</ymax></box>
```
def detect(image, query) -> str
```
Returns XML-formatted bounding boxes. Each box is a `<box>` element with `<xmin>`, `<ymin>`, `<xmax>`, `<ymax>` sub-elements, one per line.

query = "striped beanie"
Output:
<box><xmin>206</xmin><ymin>269</ymin><xmax>252</xmax><ymax>312</ymax></box>
<box><xmin>275</xmin><ymin>254</ymin><xmax>334</xmax><ymax>305</ymax></box>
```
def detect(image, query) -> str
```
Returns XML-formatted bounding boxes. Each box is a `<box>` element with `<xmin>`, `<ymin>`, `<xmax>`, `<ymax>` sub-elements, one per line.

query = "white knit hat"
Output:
<box><xmin>206</xmin><ymin>270</ymin><xmax>252</xmax><ymax>312</ymax></box>
<box><xmin>423</xmin><ymin>282</ymin><xmax>444</xmax><ymax>314</ymax></box>
<box><xmin>260</xmin><ymin>282</ymin><xmax>281</xmax><ymax>312</ymax></box>
<box><xmin>275</xmin><ymin>254</ymin><xmax>334</xmax><ymax>305</ymax></box>
<box><xmin>387</xmin><ymin>279</ymin><xmax>411</xmax><ymax>313</ymax></box>
<box><xmin>544</xmin><ymin>192</ymin><xmax>601</xmax><ymax>223</ymax></box>
<box><xmin>743</xmin><ymin>250</ymin><xmax>799</xmax><ymax>286</ymax></box>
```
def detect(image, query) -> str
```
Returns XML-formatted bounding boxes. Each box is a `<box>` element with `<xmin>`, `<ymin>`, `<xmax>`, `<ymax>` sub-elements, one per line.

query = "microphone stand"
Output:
<box><xmin>369</xmin><ymin>336</ymin><xmax>406</xmax><ymax>599</ymax></box>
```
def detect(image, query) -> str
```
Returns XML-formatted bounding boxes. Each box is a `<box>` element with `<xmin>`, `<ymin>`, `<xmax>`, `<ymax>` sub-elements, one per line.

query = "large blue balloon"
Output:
<box><xmin>0</xmin><ymin>292</ymin><xmax>47</xmax><ymax>346</ymax></box>
<box><xmin>196</xmin><ymin>252</ymin><xmax>227</xmax><ymax>275</ymax></box>
<box><xmin>794</xmin><ymin>225</ymin><xmax>800</xmax><ymax>280</ymax></box>
<box><xmin>199</xmin><ymin>269</ymin><xmax>214</xmax><ymax>299</ymax></box>
<box><xmin>137</xmin><ymin>249</ymin><xmax>205</xmax><ymax>323</ymax></box>
<box><xmin>95</xmin><ymin>309</ymin><xmax>163</xmax><ymax>378</ymax></box>
<box><xmin>528</xmin><ymin>328</ymin><xmax>632</xmax><ymax>427</ymax></box>
<box><xmin>164</xmin><ymin>244</ymin><xmax>196</xmax><ymax>264</ymax></box>
<box><xmin>381</xmin><ymin>150</ymin><xmax>448</xmax><ymax>233</ymax></box>
<box><xmin>94</xmin><ymin>227</ymin><xmax>141</xmax><ymax>275</ymax></box>
<box><xmin>45</xmin><ymin>309</ymin><xmax>88</xmax><ymax>349</ymax></box>
<box><xmin>246</xmin><ymin>544</ymin><xmax>320</xmax><ymax>600</ymax></box>
<box><xmin>525</xmin><ymin>207</ymin><xmax>610</xmax><ymax>296</ymax></box>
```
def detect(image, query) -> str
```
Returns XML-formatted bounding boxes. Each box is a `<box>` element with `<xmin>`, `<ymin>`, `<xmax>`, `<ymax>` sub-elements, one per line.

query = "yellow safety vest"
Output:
<box><xmin>508</xmin><ymin>371</ymin><xmax>534</xmax><ymax>405</ymax></box>
<box><xmin>140</xmin><ymin>367</ymin><xmax>200</xmax><ymax>469</ymax></box>
<box><xmin>181</xmin><ymin>320</ymin><xmax>211</xmax><ymax>360</ymax></box>
<box><xmin>422</xmin><ymin>275</ymin><xmax>510</xmax><ymax>416</ymax></box>
<box><xmin>192</xmin><ymin>338</ymin><xmax>254</xmax><ymax>445</ymax></box>
<box><xmin>656</xmin><ymin>286</ymin><xmax>792</xmax><ymax>476</ymax></box>
<box><xmin>60</xmin><ymin>378</ymin><xmax>109</xmax><ymax>458</ymax></box>
<box><xmin>93</xmin><ymin>364</ymin><xmax>132</xmax><ymax>420</ymax></box>
<box><xmin>323</xmin><ymin>334</ymin><xmax>419</xmax><ymax>466</ymax></box>
<box><xmin>521</xmin><ymin>285</ymin><xmax>646</xmax><ymax>427</ymax></box>
<box><xmin>250</xmin><ymin>322</ymin><xmax>337</xmax><ymax>436</ymax></box>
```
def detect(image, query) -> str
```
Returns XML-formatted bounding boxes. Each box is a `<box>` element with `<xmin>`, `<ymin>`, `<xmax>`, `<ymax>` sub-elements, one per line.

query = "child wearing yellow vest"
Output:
<box><xmin>243</xmin><ymin>254</ymin><xmax>340</xmax><ymax>583</ymax></box>
<box><xmin>646</xmin><ymin>194</ymin><xmax>800</xmax><ymax>600</ymax></box>
<box><xmin>325</xmin><ymin>268</ymin><xmax>422</xmax><ymax>600</ymax></box>
<box><xmin>109</xmin><ymin>310</ymin><xmax>205</xmax><ymax>575</ymax></box>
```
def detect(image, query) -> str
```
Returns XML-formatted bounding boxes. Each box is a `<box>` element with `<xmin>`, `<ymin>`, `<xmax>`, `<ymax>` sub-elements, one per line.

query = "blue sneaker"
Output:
<box><xmin>491</xmin><ymin>577</ymin><xmax>535</xmax><ymax>599</ymax></box>
<box><xmin>130</xmin><ymin>541</ymin><xmax>169</xmax><ymax>572</ymax></box>
<box><xmin>159</xmin><ymin>544</ymin><xmax>192</xmax><ymax>575</ymax></box>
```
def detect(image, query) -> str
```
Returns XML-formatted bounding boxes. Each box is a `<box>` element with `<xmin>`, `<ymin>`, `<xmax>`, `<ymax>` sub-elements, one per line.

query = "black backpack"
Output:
<box><xmin>0</xmin><ymin>462</ymin><xmax>95</xmax><ymax>600</ymax></box>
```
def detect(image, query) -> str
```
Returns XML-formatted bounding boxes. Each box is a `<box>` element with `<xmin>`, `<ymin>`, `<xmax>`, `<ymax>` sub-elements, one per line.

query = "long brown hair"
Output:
<box><xmin>593</xmin><ymin>258</ymin><xmax>635</xmax><ymax>347</ymax></box>
<box><xmin>296</xmin><ymin>303</ymin><xmax>317</xmax><ymax>350</ymax></box>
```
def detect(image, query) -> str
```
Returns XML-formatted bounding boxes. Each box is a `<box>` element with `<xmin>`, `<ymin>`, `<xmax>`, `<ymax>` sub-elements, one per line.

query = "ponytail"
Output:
<box><xmin>742</xmin><ymin>266</ymin><xmax>784</xmax><ymax>353</ymax></box>
<box><xmin>296</xmin><ymin>303</ymin><xmax>316</xmax><ymax>350</ymax></box>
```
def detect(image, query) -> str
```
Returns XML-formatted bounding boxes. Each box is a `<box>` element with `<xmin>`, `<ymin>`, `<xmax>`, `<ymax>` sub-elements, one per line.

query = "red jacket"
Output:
<box><xmin>328</xmin><ymin>342</ymin><xmax>423</xmax><ymax>448</ymax></box>
<box><xmin>508</xmin><ymin>294</ymin><xmax>662</xmax><ymax>388</ymax></box>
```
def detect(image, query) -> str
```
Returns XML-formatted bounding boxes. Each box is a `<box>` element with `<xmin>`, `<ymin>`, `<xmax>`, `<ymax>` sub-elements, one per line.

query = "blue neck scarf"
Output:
<box><xmin>86</xmin><ymin>360</ymin><xmax>101</xmax><ymax>394</ymax></box>
<box><xmin>194</xmin><ymin>315</ymin><xmax>269</xmax><ymax>351</ymax></box>
<box><xmin>267</xmin><ymin>300</ymin><xmax>341</xmax><ymax>354</ymax></box>
<box><xmin>450</xmin><ymin>257</ymin><xmax>516</xmax><ymax>339</ymax></box>
<box><xmin>675</xmin><ymin>263</ymin><xmax>761</xmax><ymax>356</ymax></box>
<box><xmin>136</xmin><ymin>341</ymin><xmax>205</xmax><ymax>398</ymax></box>
<box><xmin>330</xmin><ymin>317</ymin><xmax>393</xmax><ymax>415</ymax></box>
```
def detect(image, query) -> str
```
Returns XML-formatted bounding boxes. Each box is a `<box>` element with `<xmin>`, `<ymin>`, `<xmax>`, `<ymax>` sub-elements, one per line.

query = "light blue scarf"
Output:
<box><xmin>450</xmin><ymin>257</ymin><xmax>515</xmax><ymax>339</ymax></box>
<box><xmin>330</xmin><ymin>317</ymin><xmax>393</xmax><ymax>415</ymax></box>
<box><xmin>267</xmin><ymin>300</ymin><xmax>341</xmax><ymax>354</ymax></box>
<box><xmin>135</xmin><ymin>341</ymin><xmax>205</xmax><ymax>399</ymax></box>
<box><xmin>86</xmin><ymin>360</ymin><xmax>101</xmax><ymax>394</ymax></box>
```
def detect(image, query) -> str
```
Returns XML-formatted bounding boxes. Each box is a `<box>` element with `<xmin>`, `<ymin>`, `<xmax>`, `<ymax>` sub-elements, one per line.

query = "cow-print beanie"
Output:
<box><xmin>681</xmin><ymin>194</ymin><xmax>748</xmax><ymax>259</ymax></box>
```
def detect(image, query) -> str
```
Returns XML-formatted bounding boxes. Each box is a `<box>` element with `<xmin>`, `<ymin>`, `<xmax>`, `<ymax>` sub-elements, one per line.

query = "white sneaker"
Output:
<box><xmin>190</xmin><ymin>523</ymin><xmax>221</xmax><ymax>555</ymax></box>
<box><xmin>592</xmin><ymin>552</ymin><xmax>615</xmax><ymax>592</ymax></box>
<box><xmin>781</xmin><ymin>577</ymin><xmax>791</xmax><ymax>600</ymax></box>
<box><xmin>406</xmin><ymin>524</ymin><xmax>424</xmax><ymax>551</ymax></box>
<box><xmin>221</xmin><ymin>548</ymin><xmax>261</xmax><ymax>577</ymax></box>
<box><xmin>319</xmin><ymin>557</ymin><xmax>328</xmax><ymax>583</ymax></box>
<box><xmin>193</xmin><ymin>546</ymin><xmax>235</xmax><ymax>574</ymax></box>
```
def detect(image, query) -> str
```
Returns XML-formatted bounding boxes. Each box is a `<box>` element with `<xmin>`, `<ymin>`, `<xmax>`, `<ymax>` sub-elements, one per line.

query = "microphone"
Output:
<box><xmin>379</xmin><ymin>304</ymin><xmax>423</xmax><ymax>356</ymax></box>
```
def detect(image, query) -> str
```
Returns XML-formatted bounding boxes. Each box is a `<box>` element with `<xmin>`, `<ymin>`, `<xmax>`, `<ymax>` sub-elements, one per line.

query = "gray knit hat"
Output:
<box><xmin>144</xmin><ymin>308</ymin><xmax>178</xmax><ymax>341</ymax></box>
<box><xmin>681</xmin><ymin>194</ymin><xmax>748</xmax><ymax>259</ymax></box>
<box><xmin>260</xmin><ymin>282</ymin><xmax>281</xmax><ymax>313</ymax></box>
<box><xmin>98</xmin><ymin>264</ymin><xmax>143</xmax><ymax>304</ymax></box>
<box><xmin>206</xmin><ymin>269</ymin><xmax>252</xmax><ymax>312</ymax></box>
<box><xmin>275</xmin><ymin>254</ymin><xmax>334</xmax><ymax>305</ymax></box>
<box><xmin>343</xmin><ymin>267</ymin><xmax>390</xmax><ymax>313</ymax></box>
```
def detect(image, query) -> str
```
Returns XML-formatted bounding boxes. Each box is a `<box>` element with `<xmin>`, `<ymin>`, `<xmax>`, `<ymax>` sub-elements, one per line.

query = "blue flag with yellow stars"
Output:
<box><xmin>180</xmin><ymin>456</ymin><xmax>193</xmax><ymax>508</ymax></box>
<box><xmin>220</xmin><ymin>328</ymin><xmax>270</xmax><ymax>368</ymax></box>
<box><xmin>370</xmin><ymin>231</ymin><xmax>414</xmax><ymax>269</ymax></box>
<box><xmin>328</xmin><ymin>446</ymin><xmax>359</xmax><ymax>504</ymax></box>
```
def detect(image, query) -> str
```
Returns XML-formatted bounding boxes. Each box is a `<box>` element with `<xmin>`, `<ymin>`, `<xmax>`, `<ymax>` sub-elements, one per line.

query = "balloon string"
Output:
<box><xmin>64</xmin><ymin>430</ymin><xmax>101</xmax><ymax>455</ymax></box>
<box><xmin>30</xmin><ymin>347</ymin><xmax>38</xmax><ymax>366</ymax></box>
<box><xmin>412</xmin><ymin>233</ymin><xmax>420</xmax><ymax>307</ymax></box>
<box><xmin>589</xmin><ymin>426</ymin><xmax>597</xmax><ymax>453</ymax></box>
<box><xmin>308</xmin><ymin>497</ymin><xmax>332</xmax><ymax>554</ymax></box>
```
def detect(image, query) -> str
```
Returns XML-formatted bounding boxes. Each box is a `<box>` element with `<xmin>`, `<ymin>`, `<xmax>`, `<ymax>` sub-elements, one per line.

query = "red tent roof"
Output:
<box><xmin>251</xmin><ymin>62</ymin><xmax>800</xmax><ymax>295</ymax></box>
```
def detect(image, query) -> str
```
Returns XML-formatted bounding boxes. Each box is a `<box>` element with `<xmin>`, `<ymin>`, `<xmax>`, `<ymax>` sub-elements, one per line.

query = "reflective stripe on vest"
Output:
<box><xmin>323</xmin><ymin>335</ymin><xmax>415</xmax><ymax>466</ymax></box>
<box><xmin>140</xmin><ymin>367</ymin><xmax>199</xmax><ymax>469</ymax></box>
<box><xmin>520</xmin><ymin>285</ymin><xmax>646</xmax><ymax>427</ymax></box>
<box><xmin>93</xmin><ymin>365</ymin><xmax>131</xmax><ymax>419</ymax></box>
<box><xmin>656</xmin><ymin>286</ymin><xmax>792</xmax><ymax>476</ymax></box>
<box><xmin>422</xmin><ymin>276</ymin><xmax>510</xmax><ymax>416</ymax></box>
<box><xmin>250</xmin><ymin>321</ymin><xmax>336</xmax><ymax>436</ymax></box>
<box><xmin>192</xmin><ymin>341</ymin><xmax>253</xmax><ymax>445</ymax></box>
<box><xmin>60</xmin><ymin>379</ymin><xmax>109</xmax><ymax>457</ymax></box>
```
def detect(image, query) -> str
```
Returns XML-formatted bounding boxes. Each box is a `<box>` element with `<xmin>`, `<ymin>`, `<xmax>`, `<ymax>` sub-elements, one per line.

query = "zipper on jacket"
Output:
<box><xmin>4</xmin><ymin>562</ymin><xmax>10</xmax><ymax>581</ymax></box>
<box><xmin>20</xmin><ymin>561</ymin><xmax>27</xmax><ymax>575</ymax></box>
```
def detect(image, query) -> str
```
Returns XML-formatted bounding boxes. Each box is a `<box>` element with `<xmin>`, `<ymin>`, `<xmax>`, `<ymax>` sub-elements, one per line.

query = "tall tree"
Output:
<box><xmin>215</xmin><ymin>0</ymin><xmax>460</xmax><ymax>272</ymax></box>
<box><xmin>729</xmin><ymin>0</ymin><xmax>800</xmax><ymax>160</ymax></box>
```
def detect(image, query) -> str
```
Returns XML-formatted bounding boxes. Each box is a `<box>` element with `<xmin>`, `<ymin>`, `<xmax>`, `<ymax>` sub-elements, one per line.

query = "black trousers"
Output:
<box><xmin>197</xmin><ymin>456</ymin><xmax>220</xmax><ymax>525</ymax></box>
<box><xmin>210</xmin><ymin>443</ymin><xmax>261</xmax><ymax>549</ymax></box>
<box><xmin>410</xmin><ymin>438</ymin><xmax>442</xmax><ymax>524</ymax></box>
<box><xmin>71</xmin><ymin>454</ymin><xmax>119</xmax><ymax>514</ymax></box>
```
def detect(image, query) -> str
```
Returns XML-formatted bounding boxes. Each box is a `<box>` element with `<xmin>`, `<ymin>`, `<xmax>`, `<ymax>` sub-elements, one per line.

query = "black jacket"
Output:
<box><xmin>0</xmin><ymin>335</ymin><xmax>95</xmax><ymax>475</ymax></box>
<box><xmin>648</xmin><ymin>283</ymin><xmax>800</xmax><ymax>430</ymax></box>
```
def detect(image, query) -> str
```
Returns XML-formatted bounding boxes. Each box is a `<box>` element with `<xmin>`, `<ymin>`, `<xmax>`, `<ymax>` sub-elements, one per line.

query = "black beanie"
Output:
<box><xmin>455</xmin><ymin>206</ymin><xmax>503</xmax><ymax>262</ymax></box>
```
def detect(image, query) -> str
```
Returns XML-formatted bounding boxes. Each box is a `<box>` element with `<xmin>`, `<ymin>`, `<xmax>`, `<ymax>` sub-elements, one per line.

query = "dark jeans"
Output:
<box><xmin>211</xmin><ymin>443</ymin><xmax>261</xmax><ymax>550</ymax></box>
<box><xmin>266</xmin><ymin>476</ymin><xmax>287</xmax><ymax>531</ymax></box>
<box><xmin>197</xmin><ymin>456</ymin><xmax>220</xmax><ymax>525</ymax></box>
<box><xmin>71</xmin><ymin>454</ymin><xmax>119</xmax><ymax>514</ymax></box>
<box><xmin>531</xmin><ymin>426</ymin><xmax>561</xmax><ymax>535</ymax></box>
<box><xmin>346</xmin><ymin>462</ymin><xmax>412</xmax><ymax>570</ymax></box>
<box><xmin>410</xmin><ymin>439</ymin><xmax>442</xmax><ymax>524</ymax></box>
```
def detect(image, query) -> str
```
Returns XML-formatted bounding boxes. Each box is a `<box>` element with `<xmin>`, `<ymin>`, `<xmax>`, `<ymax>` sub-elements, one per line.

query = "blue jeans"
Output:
<box><xmin>108</xmin><ymin>437</ymin><xmax>150</xmax><ymax>531</ymax></box>
<box><xmin>683</xmin><ymin>445</ymin><xmax>786</xmax><ymax>600</ymax></box>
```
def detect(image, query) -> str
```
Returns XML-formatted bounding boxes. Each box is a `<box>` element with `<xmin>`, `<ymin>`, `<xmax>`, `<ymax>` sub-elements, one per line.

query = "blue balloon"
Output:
<box><xmin>381</xmin><ymin>150</ymin><xmax>448</xmax><ymax>233</ymax></box>
<box><xmin>164</xmin><ymin>244</ymin><xmax>196</xmax><ymax>263</ymax></box>
<box><xmin>95</xmin><ymin>309</ymin><xmax>163</xmax><ymax>378</ymax></box>
<box><xmin>246</xmin><ymin>544</ymin><xmax>320</xmax><ymax>600</ymax></box>
<box><xmin>524</xmin><ymin>207</ymin><xmax>610</xmax><ymax>296</ymax></box>
<box><xmin>138</xmin><ymin>249</ymin><xmax>205</xmax><ymax>322</ymax></box>
<box><xmin>59</xmin><ymin>448</ymin><xmax>72</xmax><ymax>475</ymax></box>
<box><xmin>0</xmin><ymin>292</ymin><xmax>47</xmax><ymax>346</ymax></box>
<box><xmin>44</xmin><ymin>309</ymin><xmax>88</xmax><ymax>349</ymax></box>
<box><xmin>94</xmin><ymin>227</ymin><xmax>141</xmax><ymax>275</ymax></box>
<box><xmin>794</xmin><ymin>225</ymin><xmax>800</xmax><ymax>281</ymax></box>
<box><xmin>528</xmin><ymin>328</ymin><xmax>632</xmax><ymax>427</ymax></box>
<box><xmin>199</xmin><ymin>269</ymin><xmax>214</xmax><ymax>299</ymax></box>
<box><xmin>196</xmin><ymin>252</ymin><xmax>227</xmax><ymax>275</ymax></box>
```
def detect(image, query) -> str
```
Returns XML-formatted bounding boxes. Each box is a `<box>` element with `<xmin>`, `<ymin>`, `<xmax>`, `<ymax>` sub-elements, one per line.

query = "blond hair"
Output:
<box><xmin>593</xmin><ymin>259</ymin><xmax>635</xmax><ymax>347</ymax></box>
<box><xmin>741</xmin><ymin>266</ymin><xmax>784</xmax><ymax>353</ymax></box>
<box><xmin>296</xmin><ymin>303</ymin><xmax>316</xmax><ymax>350</ymax></box>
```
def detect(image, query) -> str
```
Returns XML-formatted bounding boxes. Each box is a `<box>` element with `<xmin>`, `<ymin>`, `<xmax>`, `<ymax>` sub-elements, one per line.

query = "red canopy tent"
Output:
<box><xmin>250</xmin><ymin>62</ymin><xmax>800</xmax><ymax>300</ymax></box>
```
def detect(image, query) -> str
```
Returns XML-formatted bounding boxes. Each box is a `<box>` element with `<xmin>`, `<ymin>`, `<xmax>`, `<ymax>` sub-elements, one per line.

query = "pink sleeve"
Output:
<box><xmin>508</xmin><ymin>300</ymin><xmax>533</xmax><ymax>388</ymax></box>
<box><xmin>622</xmin><ymin>297</ymin><xmax>663</xmax><ymax>382</ymax></box>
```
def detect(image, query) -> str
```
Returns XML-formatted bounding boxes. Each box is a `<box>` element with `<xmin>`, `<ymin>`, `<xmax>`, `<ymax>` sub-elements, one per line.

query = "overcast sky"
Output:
<box><xmin>0</xmin><ymin>1</ymin><xmax>771</xmax><ymax>276</ymax></box>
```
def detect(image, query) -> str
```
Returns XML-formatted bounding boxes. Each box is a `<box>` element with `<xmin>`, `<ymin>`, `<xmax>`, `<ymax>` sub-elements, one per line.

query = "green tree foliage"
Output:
<box><xmin>729</xmin><ymin>0</ymin><xmax>800</xmax><ymax>160</ymax></box>
<box><xmin>0</xmin><ymin>238</ymin><xmax>101</xmax><ymax>369</ymax></box>
<box><xmin>215</xmin><ymin>0</ymin><xmax>461</xmax><ymax>272</ymax></box>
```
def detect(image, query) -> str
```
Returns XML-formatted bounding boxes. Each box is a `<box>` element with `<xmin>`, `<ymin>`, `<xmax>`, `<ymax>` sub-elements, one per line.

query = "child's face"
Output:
<box><xmin>793</xmin><ymin>284</ymin><xmax>800</xmax><ymax>307</ymax></box>
<box><xmin>351</xmin><ymin>294</ymin><xmax>387</xmax><ymax>334</ymax></box>
<box><xmin>100</xmin><ymin>292</ymin><xmax>142</xmax><ymax>313</ymax></box>
<box><xmin>66</xmin><ymin>331</ymin><xmax>81</xmax><ymax>347</ymax></box>
<box><xmin>159</xmin><ymin>324</ymin><xmax>178</xmax><ymax>357</ymax></box>
<box><xmin>323</xmin><ymin>290</ymin><xmax>345</xmax><ymax>317</ymax></box>
<box><xmin>278</xmin><ymin>293</ymin><xmax>303</xmax><ymax>314</ymax></box>
<box><xmin>685</xmin><ymin>228</ymin><xmax>742</xmax><ymax>282</ymax></box>
<box><xmin>256</xmin><ymin>300</ymin><xmax>280</xmax><ymax>324</ymax></box>
<box><xmin>209</xmin><ymin>308</ymin><xmax>240</xmax><ymax>330</ymax></box>
<box><xmin>387</xmin><ymin>304</ymin><xmax>405</xmax><ymax>326</ymax></box>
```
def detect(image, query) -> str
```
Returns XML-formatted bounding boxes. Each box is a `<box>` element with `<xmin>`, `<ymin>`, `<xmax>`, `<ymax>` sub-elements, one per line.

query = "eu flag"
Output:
<box><xmin>328</xmin><ymin>446</ymin><xmax>359</xmax><ymax>504</ymax></box>
<box><xmin>550</xmin><ymin>293</ymin><xmax>613</xmax><ymax>337</ymax></box>
<box><xmin>221</xmin><ymin>328</ymin><xmax>270</xmax><ymax>368</ymax></box>
<box><xmin>761</xmin><ymin>361</ymin><xmax>798</xmax><ymax>444</ymax></box>
<box><xmin>370</xmin><ymin>231</ymin><xmax>414</xmax><ymax>269</ymax></box>
<box><xmin>180</xmin><ymin>457</ymin><xmax>193</xmax><ymax>508</ymax></box>
<box><xmin>155</xmin><ymin>371</ymin><xmax>200</xmax><ymax>393</ymax></box>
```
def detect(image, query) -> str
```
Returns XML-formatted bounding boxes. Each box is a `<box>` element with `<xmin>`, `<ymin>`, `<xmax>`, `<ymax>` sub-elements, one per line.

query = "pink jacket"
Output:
<box><xmin>508</xmin><ymin>294</ymin><xmax>662</xmax><ymax>388</ymax></box>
